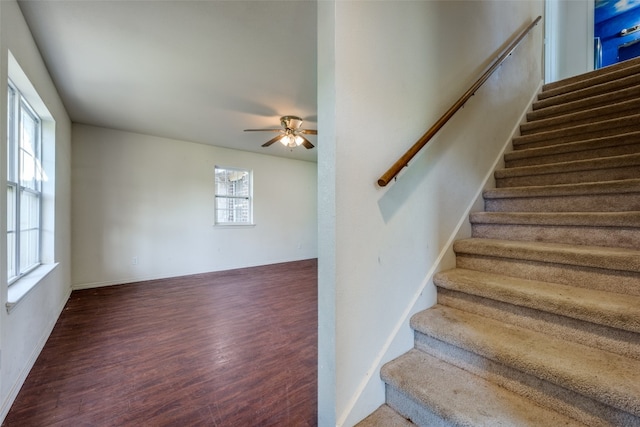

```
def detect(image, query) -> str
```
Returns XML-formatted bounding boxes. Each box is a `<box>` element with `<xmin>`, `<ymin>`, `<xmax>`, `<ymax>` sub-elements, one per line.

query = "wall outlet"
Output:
<box><xmin>132</xmin><ymin>256</ymin><xmax>138</xmax><ymax>265</ymax></box>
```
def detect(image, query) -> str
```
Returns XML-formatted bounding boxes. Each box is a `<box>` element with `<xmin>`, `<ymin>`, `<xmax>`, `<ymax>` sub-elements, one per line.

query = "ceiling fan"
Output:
<box><xmin>244</xmin><ymin>115</ymin><xmax>317</xmax><ymax>149</ymax></box>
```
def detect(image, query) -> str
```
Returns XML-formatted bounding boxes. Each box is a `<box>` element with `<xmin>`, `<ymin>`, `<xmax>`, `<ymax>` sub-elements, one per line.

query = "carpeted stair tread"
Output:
<box><xmin>469</xmin><ymin>211</ymin><xmax>640</xmax><ymax>249</ymax></box>
<box><xmin>534</xmin><ymin>73</ymin><xmax>640</xmax><ymax>107</ymax></box>
<box><xmin>381</xmin><ymin>349</ymin><xmax>585</xmax><ymax>426</ymax></box>
<box><xmin>410</xmin><ymin>306</ymin><xmax>640</xmax><ymax>417</ymax></box>
<box><xmin>434</xmin><ymin>268</ymin><xmax>640</xmax><ymax>333</ymax></box>
<box><xmin>355</xmin><ymin>404</ymin><xmax>415</xmax><ymax>426</ymax></box>
<box><xmin>494</xmin><ymin>152</ymin><xmax>640</xmax><ymax>187</ymax></box>
<box><xmin>484</xmin><ymin>178</ymin><xmax>640</xmax><ymax>200</ymax></box>
<box><xmin>538</xmin><ymin>62</ymin><xmax>640</xmax><ymax>100</ymax></box>
<box><xmin>483</xmin><ymin>179</ymin><xmax>640</xmax><ymax>203</ymax></box>
<box><xmin>453</xmin><ymin>238</ymin><xmax>640</xmax><ymax>273</ymax></box>
<box><xmin>469</xmin><ymin>211</ymin><xmax>640</xmax><ymax>227</ymax></box>
<box><xmin>520</xmin><ymin>98</ymin><xmax>640</xmax><ymax>135</ymax></box>
<box><xmin>542</xmin><ymin>56</ymin><xmax>640</xmax><ymax>92</ymax></box>
<box><xmin>531</xmin><ymin>83</ymin><xmax>640</xmax><ymax>120</ymax></box>
<box><xmin>505</xmin><ymin>131</ymin><xmax>640</xmax><ymax>167</ymax></box>
<box><xmin>483</xmin><ymin>179</ymin><xmax>640</xmax><ymax>213</ymax></box>
<box><xmin>512</xmin><ymin>114</ymin><xmax>640</xmax><ymax>149</ymax></box>
<box><xmin>496</xmin><ymin>151</ymin><xmax>640</xmax><ymax>177</ymax></box>
<box><xmin>436</xmin><ymin>286</ymin><xmax>640</xmax><ymax>362</ymax></box>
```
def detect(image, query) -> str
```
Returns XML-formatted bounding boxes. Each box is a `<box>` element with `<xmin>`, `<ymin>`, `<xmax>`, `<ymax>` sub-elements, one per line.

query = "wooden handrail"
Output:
<box><xmin>377</xmin><ymin>15</ymin><xmax>542</xmax><ymax>187</ymax></box>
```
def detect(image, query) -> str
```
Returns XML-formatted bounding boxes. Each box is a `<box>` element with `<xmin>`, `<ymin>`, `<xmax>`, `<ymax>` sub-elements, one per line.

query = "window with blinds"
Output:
<box><xmin>7</xmin><ymin>81</ymin><xmax>45</xmax><ymax>283</ymax></box>
<box><xmin>214</xmin><ymin>166</ymin><xmax>253</xmax><ymax>225</ymax></box>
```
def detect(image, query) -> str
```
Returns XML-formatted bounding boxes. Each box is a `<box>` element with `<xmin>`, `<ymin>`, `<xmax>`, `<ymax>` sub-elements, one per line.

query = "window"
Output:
<box><xmin>7</xmin><ymin>81</ymin><xmax>45</xmax><ymax>284</ymax></box>
<box><xmin>214</xmin><ymin>166</ymin><xmax>252</xmax><ymax>225</ymax></box>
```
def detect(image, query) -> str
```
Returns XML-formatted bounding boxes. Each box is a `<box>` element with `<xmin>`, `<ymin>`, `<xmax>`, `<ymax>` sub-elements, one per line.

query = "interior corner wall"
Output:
<box><xmin>317</xmin><ymin>1</ymin><xmax>544</xmax><ymax>425</ymax></box>
<box><xmin>0</xmin><ymin>0</ymin><xmax>73</xmax><ymax>421</ymax></box>
<box><xmin>71</xmin><ymin>124</ymin><xmax>317</xmax><ymax>289</ymax></box>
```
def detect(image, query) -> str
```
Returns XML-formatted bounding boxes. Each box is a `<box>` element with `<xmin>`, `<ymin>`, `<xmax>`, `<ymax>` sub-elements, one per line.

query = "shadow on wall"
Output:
<box><xmin>377</xmin><ymin>134</ymin><xmax>447</xmax><ymax>224</ymax></box>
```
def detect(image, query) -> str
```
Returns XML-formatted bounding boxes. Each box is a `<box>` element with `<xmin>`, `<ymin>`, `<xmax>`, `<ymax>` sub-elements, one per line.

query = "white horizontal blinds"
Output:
<box><xmin>215</xmin><ymin>167</ymin><xmax>251</xmax><ymax>224</ymax></box>
<box><xmin>7</xmin><ymin>82</ymin><xmax>43</xmax><ymax>283</ymax></box>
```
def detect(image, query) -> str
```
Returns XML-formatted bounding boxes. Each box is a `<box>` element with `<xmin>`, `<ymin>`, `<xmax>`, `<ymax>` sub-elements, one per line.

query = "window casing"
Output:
<box><xmin>214</xmin><ymin>166</ymin><xmax>252</xmax><ymax>225</ymax></box>
<box><xmin>7</xmin><ymin>81</ymin><xmax>44</xmax><ymax>284</ymax></box>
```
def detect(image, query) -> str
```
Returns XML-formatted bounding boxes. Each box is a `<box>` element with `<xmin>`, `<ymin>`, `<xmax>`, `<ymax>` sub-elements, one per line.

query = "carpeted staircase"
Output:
<box><xmin>358</xmin><ymin>57</ymin><xmax>640</xmax><ymax>426</ymax></box>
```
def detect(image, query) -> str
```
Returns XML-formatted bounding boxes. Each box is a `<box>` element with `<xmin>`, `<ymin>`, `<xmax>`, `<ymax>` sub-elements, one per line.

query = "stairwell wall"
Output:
<box><xmin>317</xmin><ymin>1</ymin><xmax>544</xmax><ymax>425</ymax></box>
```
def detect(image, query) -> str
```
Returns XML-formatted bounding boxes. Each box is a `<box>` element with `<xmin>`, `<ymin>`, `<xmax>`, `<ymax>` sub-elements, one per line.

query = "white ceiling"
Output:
<box><xmin>17</xmin><ymin>0</ymin><xmax>318</xmax><ymax>162</ymax></box>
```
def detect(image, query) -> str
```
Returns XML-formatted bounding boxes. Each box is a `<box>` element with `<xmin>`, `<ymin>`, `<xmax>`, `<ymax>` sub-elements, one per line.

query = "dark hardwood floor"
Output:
<box><xmin>3</xmin><ymin>259</ymin><xmax>317</xmax><ymax>427</ymax></box>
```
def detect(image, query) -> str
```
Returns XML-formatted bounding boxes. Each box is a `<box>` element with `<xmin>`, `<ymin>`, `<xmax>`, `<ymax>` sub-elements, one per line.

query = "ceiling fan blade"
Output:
<box><xmin>244</xmin><ymin>129</ymin><xmax>282</xmax><ymax>132</ymax></box>
<box><xmin>300</xmin><ymin>135</ymin><xmax>315</xmax><ymax>149</ymax></box>
<box><xmin>300</xmin><ymin>129</ymin><xmax>317</xmax><ymax>135</ymax></box>
<box><xmin>262</xmin><ymin>134</ymin><xmax>284</xmax><ymax>147</ymax></box>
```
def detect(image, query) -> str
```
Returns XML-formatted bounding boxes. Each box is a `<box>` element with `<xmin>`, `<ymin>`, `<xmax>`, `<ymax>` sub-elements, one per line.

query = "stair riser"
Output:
<box><xmin>513</xmin><ymin>123</ymin><xmax>640</xmax><ymax>150</ymax></box>
<box><xmin>385</xmin><ymin>386</ymin><xmax>452</xmax><ymax>427</ymax></box>
<box><xmin>456</xmin><ymin>255</ymin><xmax>640</xmax><ymax>296</ymax></box>
<box><xmin>438</xmin><ymin>288</ymin><xmax>640</xmax><ymax>361</ymax></box>
<box><xmin>505</xmin><ymin>142</ymin><xmax>640</xmax><ymax>168</ymax></box>
<box><xmin>436</xmin><ymin>268</ymin><xmax>640</xmax><ymax>333</ymax></box>
<box><xmin>521</xmin><ymin>104</ymin><xmax>640</xmax><ymax>136</ymax></box>
<box><xmin>535</xmin><ymin>74</ymin><xmax>640</xmax><ymax>108</ymax></box>
<box><xmin>531</xmin><ymin>85</ymin><xmax>640</xmax><ymax>121</ymax></box>
<box><xmin>496</xmin><ymin>165</ymin><xmax>640</xmax><ymax>188</ymax></box>
<box><xmin>414</xmin><ymin>332</ymin><xmax>640</xmax><ymax>426</ymax></box>
<box><xmin>539</xmin><ymin>65</ymin><xmax>640</xmax><ymax>100</ymax></box>
<box><xmin>471</xmin><ymin>223</ymin><xmax>640</xmax><ymax>250</ymax></box>
<box><xmin>485</xmin><ymin>193</ymin><xmax>640</xmax><ymax>213</ymax></box>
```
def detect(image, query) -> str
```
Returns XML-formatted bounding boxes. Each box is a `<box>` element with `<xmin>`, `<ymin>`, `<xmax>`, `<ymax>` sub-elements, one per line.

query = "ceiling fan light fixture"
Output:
<box><xmin>280</xmin><ymin>134</ymin><xmax>298</xmax><ymax>147</ymax></box>
<box><xmin>246</xmin><ymin>115</ymin><xmax>316</xmax><ymax>150</ymax></box>
<box><xmin>278</xmin><ymin>131</ymin><xmax>305</xmax><ymax>147</ymax></box>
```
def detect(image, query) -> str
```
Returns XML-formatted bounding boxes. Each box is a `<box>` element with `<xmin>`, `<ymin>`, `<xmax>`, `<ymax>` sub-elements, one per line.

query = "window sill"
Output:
<box><xmin>7</xmin><ymin>263</ymin><xmax>59</xmax><ymax>314</ymax></box>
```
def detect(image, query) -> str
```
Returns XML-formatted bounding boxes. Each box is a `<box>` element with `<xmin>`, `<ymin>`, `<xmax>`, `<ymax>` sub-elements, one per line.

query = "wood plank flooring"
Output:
<box><xmin>3</xmin><ymin>259</ymin><xmax>317</xmax><ymax>426</ymax></box>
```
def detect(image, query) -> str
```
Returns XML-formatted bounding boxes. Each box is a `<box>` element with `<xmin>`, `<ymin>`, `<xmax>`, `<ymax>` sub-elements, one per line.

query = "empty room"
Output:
<box><xmin>0</xmin><ymin>0</ymin><xmax>317</xmax><ymax>425</ymax></box>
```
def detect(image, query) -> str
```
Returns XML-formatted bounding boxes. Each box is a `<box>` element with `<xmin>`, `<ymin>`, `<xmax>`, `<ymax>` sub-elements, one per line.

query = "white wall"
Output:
<box><xmin>546</xmin><ymin>0</ymin><xmax>594</xmax><ymax>82</ymax></box>
<box><xmin>318</xmin><ymin>1</ymin><xmax>544</xmax><ymax>425</ymax></box>
<box><xmin>317</xmin><ymin>1</ymin><xmax>337</xmax><ymax>423</ymax></box>
<box><xmin>0</xmin><ymin>0</ymin><xmax>72</xmax><ymax>420</ymax></box>
<box><xmin>72</xmin><ymin>124</ymin><xmax>317</xmax><ymax>289</ymax></box>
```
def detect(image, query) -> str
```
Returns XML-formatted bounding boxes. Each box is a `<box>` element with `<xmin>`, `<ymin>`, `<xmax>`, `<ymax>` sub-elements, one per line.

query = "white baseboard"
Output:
<box><xmin>71</xmin><ymin>257</ymin><xmax>317</xmax><ymax>291</ymax></box>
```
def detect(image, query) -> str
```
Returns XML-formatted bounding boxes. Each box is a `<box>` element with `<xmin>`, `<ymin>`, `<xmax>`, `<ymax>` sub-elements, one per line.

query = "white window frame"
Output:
<box><xmin>7</xmin><ymin>80</ymin><xmax>43</xmax><ymax>285</ymax></box>
<box><xmin>214</xmin><ymin>166</ymin><xmax>253</xmax><ymax>226</ymax></box>
<box><xmin>5</xmin><ymin>52</ymin><xmax>58</xmax><ymax>313</ymax></box>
